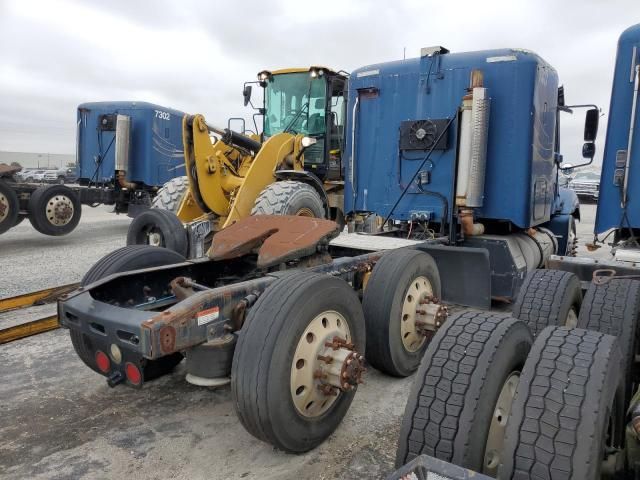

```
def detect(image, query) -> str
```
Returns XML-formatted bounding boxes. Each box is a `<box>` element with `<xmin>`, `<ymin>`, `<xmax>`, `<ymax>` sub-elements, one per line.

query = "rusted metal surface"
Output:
<box><xmin>60</xmin><ymin>248</ymin><xmax>384</xmax><ymax>362</ymax></box>
<box><xmin>0</xmin><ymin>283</ymin><xmax>79</xmax><ymax>314</ymax></box>
<box><xmin>320</xmin><ymin>336</ymin><xmax>365</xmax><ymax>393</ymax></box>
<box><xmin>169</xmin><ymin>277</ymin><xmax>195</xmax><ymax>301</ymax></box>
<box><xmin>0</xmin><ymin>163</ymin><xmax>20</xmax><ymax>177</ymax></box>
<box><xmin>0</xmin><ymin>283</ymin><xmax>80</xmax><ymax>344</ymax></box>
<box><xmin>140</xmin><ymin>275</ymin><xmax>277</xmax><ymax>358</ymax></box>
<box><xmin>208</xmin><ymin>215</ymin><xmax>340</xmax><ymax>268</ymax></box>
<box><xmin>0</xmin><ymin>315</ymin><xmax>59</xmax><ymax>344</ymax></box>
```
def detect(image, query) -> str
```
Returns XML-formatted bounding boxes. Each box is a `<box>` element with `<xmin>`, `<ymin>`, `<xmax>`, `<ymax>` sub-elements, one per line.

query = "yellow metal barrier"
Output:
<box><xmin>0</xmin><ymin>283</ymin><xmax>78</xmax><ymax>343</ymax></box>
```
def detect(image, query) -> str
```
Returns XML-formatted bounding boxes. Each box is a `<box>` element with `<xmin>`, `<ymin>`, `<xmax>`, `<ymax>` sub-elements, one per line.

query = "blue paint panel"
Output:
<box><xmin>76</xmin><ymin>101</ymin><xmax>186</xmax><ymax>186</ymax></box>
<box><xmin>345</xmin><ymin>49</ymin><xmax>559</xmax><ymax>228</ymax></box>
<box><xmin>595</xmin><ymin>24</ymin><xmax>640</xmax><ymax>234</ymax></box>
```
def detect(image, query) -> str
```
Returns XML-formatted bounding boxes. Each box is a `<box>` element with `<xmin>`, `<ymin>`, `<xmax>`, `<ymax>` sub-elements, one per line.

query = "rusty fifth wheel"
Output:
<box><xmin>363</xmin><ymin>248</ymin><xmax>442</xmax><ymax>376</ymax></box>
<box><xmin>231</xmin><ymin>271</ymin><xmax>365</xmax><ymax>452</ymax></box>
<box><xmin>27</xmin><ymin>184</ymin><xmax>82</xmax><ymax>236</ymax></box>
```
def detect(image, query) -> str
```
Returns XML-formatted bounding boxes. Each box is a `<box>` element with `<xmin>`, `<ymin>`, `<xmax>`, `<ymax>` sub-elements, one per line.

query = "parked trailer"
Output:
<box><xmin>391</xmin><ymin>24</ymin><xmax>640</xmax><ymax>480</ymax></box>
<box><xmin>0</xmin><ymin>102</ymin><xmax>186</xmax><ymax>236</ymax></box>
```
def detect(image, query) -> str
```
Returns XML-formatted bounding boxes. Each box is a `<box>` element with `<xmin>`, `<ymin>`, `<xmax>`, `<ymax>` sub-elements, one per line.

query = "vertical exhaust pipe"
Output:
<box><xmin>456</xmin><ymin>70</ymin><xmax>490</xmax><ymax>235</ymax></box>
<box><xmin>115</xmin><ymin>114</ymin><xmax>135</xmax><ymax>189</ymax></box>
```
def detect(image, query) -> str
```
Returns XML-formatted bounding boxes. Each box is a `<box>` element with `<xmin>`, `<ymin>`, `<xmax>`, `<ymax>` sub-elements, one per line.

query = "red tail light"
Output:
<box><xmin>125</xmin><ymin>362</ymin><xmax>142</xmax><ymax>385</ymax></box>
<box><xmin>95</xmin><ymin>351</ymin><xmax>110</xmax><ymax>373</ymax></box>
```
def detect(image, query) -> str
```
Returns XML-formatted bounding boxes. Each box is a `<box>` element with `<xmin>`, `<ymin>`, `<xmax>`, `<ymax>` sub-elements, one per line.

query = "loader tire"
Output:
<box><xmin>71</xmin><ymin>245</ymin><xmax>186</xmax><ymax>376</ymax></box>
<box><xmin>27</xmin><ymin>184</ymin><xmax>82</xmax><ymax>236</ymax></box>
<box><xmin>578</xmin><ymin>279</ymin><xmax>640</xmax><ymax>406</ymax></box>
<box><xmin>126</xmin><ymin>208</ymin><xmax>188</xmax><ymax>257</ymax></box>
<box><xmin>395</xmin><ymin>311</ymin><xmax>532</xmax><ymax>476</ymax></box>
<box><xmin>0</xmin><ymin>179</ymin><xmax>19</xmax><ymax>234</ymax></box>
<box><xmin>512</xmin><ymin>269</ymin><xmax>582</xmax><ymax>336</ymax></box>
<box><xmin>500</xmin><ymin>326</ymin><xmax>624</xmax><ymax>480</ymax></box>
<box><xmin>231</xmin><ymin>271</ymin><xmax>365</xmax><ymax>452</ymax></box>
<box><xmin>363</xmin><ymin>248</ymin><xmax>441</xmax><ymax>377</ymax></box>
<box><xmin>251</xmin><ymin>180</ymin><xmax>325</xmax><ymax>218</ymax></box>
<box><xmin>151</xmin><ymin>176</ymin><xmax>189</xmax><ymax>213</ymax></box>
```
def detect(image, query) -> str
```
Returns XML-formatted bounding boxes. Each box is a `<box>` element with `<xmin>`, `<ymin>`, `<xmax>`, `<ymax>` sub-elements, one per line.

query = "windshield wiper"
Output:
<box><xmin>284</xmin><ymin>101</ymin><xmax>309</xmax><ymax>134</ymax></box>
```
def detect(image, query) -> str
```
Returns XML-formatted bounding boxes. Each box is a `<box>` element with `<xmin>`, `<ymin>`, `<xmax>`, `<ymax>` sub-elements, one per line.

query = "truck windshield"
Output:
<box><xmin>264</xmin><ymin>73</ymin><xmax>327</xmax><ymax>137</ymax></box>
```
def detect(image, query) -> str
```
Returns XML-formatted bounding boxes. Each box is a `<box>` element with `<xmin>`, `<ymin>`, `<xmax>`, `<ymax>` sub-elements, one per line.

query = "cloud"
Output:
<box><xmin>0</xmin><ymin>0</ymin><xmax>636</xmax><ymax>165</ymax></box>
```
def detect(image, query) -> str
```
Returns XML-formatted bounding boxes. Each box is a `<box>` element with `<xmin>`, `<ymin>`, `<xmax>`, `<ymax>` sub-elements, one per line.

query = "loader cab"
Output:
<box><xmin>257</xmin><ymin>67</ymin><xmax>348</xmax><ymax>181</ymax></box>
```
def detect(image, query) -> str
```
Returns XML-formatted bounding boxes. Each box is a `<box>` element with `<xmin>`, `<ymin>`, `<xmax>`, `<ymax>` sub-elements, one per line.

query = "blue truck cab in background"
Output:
<box><xmin>345</xmin><ymin>48</ymin><xmax>566</xmax><ymax>229</ymax></box>
<box><xmin>343</xmin><ymin>45</ymin><xmax>585</xmax><ymax>304</ymax></box>
<box><xmin>76</xmin><ymin>101</ymin><xmax>186</xmax><ymax>215</ymax></box>
<box><xmin>595</xmin><ymin>24</ymin><xmax>640</xmax><ymax>254</ymax></box>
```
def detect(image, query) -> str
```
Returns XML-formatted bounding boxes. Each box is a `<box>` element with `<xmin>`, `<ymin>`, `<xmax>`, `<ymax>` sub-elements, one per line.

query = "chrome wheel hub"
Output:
<box><xmin>400</xmin><ymin>276</ymin><xmax>447</xmax><ymax>352</ymax></box>
<box><xmin>290</xmin><ymin>311</ymin><xmax>364</xmax><ymax>418</ymax></box>
<box><xmin>46</xmin><ymin>195</ymin><xmax>74</xmax><ymax>226</ymax></box>
<box><xmin>148</xmin><ymin>231</ymin><xmax>162</xmax><ymax>246</ymax></box>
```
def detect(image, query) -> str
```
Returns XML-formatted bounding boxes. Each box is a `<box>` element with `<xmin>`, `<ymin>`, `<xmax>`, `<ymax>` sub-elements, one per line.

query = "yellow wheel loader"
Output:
<box><xmin>127</xmin><ymin>66</ymin><xmax>347</xmax><ymax>258</ymax></box>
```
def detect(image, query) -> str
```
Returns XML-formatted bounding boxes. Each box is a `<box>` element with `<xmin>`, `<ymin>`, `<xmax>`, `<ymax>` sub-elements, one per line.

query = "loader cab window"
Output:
<box><xmin>263</xmin><ymin>72</ymin><xmax>327</xmax><ymax>137</ymax></box>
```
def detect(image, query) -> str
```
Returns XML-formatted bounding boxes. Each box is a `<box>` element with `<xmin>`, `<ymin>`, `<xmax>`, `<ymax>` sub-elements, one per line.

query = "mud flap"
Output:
<box><xmin>413</xmin><ymin>244</ymin><xmax>491</xmax><ymax>309</ymax></box>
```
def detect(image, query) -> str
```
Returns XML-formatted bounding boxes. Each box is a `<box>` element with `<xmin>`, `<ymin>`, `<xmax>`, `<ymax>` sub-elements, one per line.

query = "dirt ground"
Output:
<box><xmin>0</xmin><ymin>202</ymin><xmax>606</xmax><ymax>479</ymax></box>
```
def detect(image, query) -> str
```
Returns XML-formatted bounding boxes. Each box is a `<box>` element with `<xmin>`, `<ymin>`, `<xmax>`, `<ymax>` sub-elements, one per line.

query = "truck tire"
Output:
<box><xmin>512</xmin><ymin>269</ymin><xmax>582</xmax><ymax>336</ymax></box>
<box><xmin>151</xmin><ymin>176</ymin><xmax>189</xmax><ymax>213</ymax></box>
<box><xmin>251</xmin><ymin>180</ymin><xmax>325</xmax><ymax>218</ymax></box>
<box><xmin>231</xmin><ymin>271</ymin><xmax>365</xmax><ymax>452</ymax></box>
<box><xmin>500</xmin><ymin>327</ymin><xmax>624</xmax><ymax>480</ymax></box>
<box><xmin>578</xmin><ymin>279</ymin><xmax>640</xmax><ymax>406</ymax></box>
<box><xmin>0</xmin><ymin>179</ymin><xmax>19</xmax><ymax>234</ymax></box>
<box><xmin>27</xmin><ymin>184</ymin><xmax>82</xmax><ymax>236</ymax></box>
<box><xmin>71</xmin><ymin>245</ymin><xmax>186</xmax><ymax>377</ymax></box>
<box><xmin>362</xmin><ymin>248</ymin><xmax>441</xmax><ymax>377</ymax></box>
<box><xmin>126</xmin><ymin>208</ymin><xmax>188</xmax><ymax>257</ymax></box>
<box><xmin>395</xmin><ymin>311</ymin><xmax>532</xmax><ymax>476</ymax></box>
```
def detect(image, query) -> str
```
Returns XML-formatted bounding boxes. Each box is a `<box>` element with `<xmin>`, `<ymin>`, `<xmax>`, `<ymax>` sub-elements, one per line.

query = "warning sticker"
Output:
<box><xmin>197</xmin><ymin>306</ymin><xmax>219</xmax><ymax>326</ymax></box>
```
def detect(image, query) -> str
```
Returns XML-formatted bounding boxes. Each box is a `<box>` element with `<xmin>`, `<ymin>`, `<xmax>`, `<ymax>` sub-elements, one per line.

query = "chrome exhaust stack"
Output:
<box><xmin>115</xmin><ymin>114</ymin><xmax>135</xmax><ymax>189</ymax></box>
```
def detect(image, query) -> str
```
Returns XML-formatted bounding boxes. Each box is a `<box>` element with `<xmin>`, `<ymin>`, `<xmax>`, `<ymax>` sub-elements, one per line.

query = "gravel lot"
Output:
<box><xmin>0</xmin><ymin>202</ymin><xmax>608</xmax><ymax>479</ymax></box>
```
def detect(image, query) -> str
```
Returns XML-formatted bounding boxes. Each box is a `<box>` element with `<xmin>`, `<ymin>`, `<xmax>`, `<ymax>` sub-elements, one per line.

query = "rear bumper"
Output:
<box><xmin>61</xmin><ymin>290</ymin><xmax>154</xmax><ymax>356</ymax></box>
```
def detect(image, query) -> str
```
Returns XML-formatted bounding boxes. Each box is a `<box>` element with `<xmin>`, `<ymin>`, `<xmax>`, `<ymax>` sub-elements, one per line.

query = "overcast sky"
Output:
<box><xmin>0</xmin><ymin>0</ymin><xmax>637</xmax><ymax>164</ymax></box>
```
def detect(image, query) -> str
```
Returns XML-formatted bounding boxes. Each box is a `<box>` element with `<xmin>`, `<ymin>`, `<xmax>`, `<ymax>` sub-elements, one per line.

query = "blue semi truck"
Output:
<box><xmin>391</xmin><ymin>24</ymin><xmax>640</xmax><ymax>480</ymax></box>
<box><xmin>0</xmin><ymin>101</ymin><xmax>185</xmax><ymax>235</ymax></box>
<box><xmin>58</xmin><ymin>23</ymin><xmax>640</xmax><ymax>475</ymax></box>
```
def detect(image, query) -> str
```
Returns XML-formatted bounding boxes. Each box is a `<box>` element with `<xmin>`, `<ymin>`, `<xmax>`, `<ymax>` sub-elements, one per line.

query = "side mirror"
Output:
<box><xmin>584</xmin><ymin>108</ymin><xmax>599</xmax><ymax>142</ymax></box>
<box><xmin>243</xmin><ymin>85</ymin><xmax>252</xmax><ymax>107</ymax></box>
<box><xmin>582</xmin><ymin>142</ymin><xmax>596</xmax><ymax>159</ymax></box>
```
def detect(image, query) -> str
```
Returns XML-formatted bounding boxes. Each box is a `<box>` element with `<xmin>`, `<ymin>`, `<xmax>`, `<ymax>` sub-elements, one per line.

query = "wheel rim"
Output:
<box><xmin>565</xmin><ymin>307</ymin><xmax>578</xmax><ymax>328</ymax></box>
<box><xmin>290</xmin><ymin>310</ymin><xmax>363</xmax><ymax>418</ymax></box>
<box><xmin>46</xmin><ymin>195</ymin><xmax>74</xmax><ymax>226</ymax></box>
<box><xmin>400</xmin><ymin>276</ymin><xmax>434</xmax><ymax>352</ymax></box>
<box><xmin>147</xmin><ymin>230</ymin><xmax>163</xmax><ymax>247</ymax></box>
<box><xmin>295</xmin><ymin>207</ymin><xmax>315</xmax><ymax>217</ymax></box>
<box><xmin>0</xmin><ymin>193</ymin><xmax>9</xmax><ymax>222</ymax></box>
<box><xmin>484</xmin><ymin>372</ymin><xmax>520</xmax><ymax>476</ymax></box>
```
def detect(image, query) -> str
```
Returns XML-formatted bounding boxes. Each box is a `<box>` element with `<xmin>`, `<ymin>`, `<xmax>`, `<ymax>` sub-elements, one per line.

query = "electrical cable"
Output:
<box><xmin>383</xmin><ymin>111</ymin><xmax>458</xmax><ymax>229</ymax></box>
